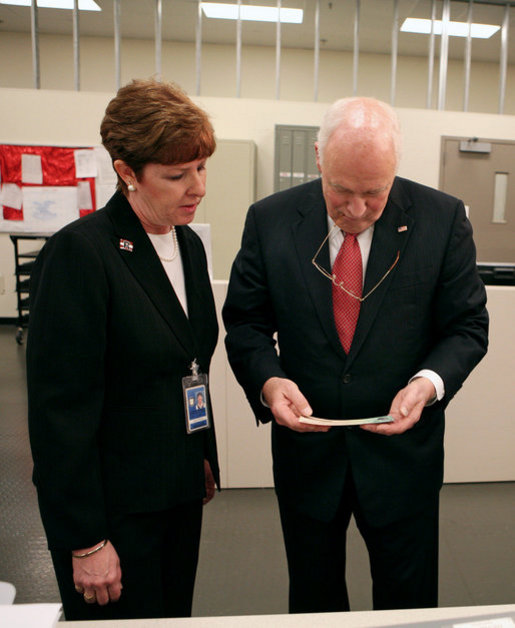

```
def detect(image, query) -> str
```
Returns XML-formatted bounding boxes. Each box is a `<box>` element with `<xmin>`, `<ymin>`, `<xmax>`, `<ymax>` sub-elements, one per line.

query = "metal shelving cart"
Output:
<box><xmin>9</xmin><ymin>234</ymin><xmax>49</xmax><ymax>344</ymax></box>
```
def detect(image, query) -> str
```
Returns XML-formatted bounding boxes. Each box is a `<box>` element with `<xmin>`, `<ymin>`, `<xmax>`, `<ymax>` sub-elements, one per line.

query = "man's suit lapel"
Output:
<box><xmin>105</xmin><ymin>192</ymin><xmax>196</xmax><ymax>357</ymax></box>
<box><xmin>348</xmin><ymin>179</ymin><xmax>413</xmax><ymax>363</ymax></box>
<box><xmin>292</xmin><ymin>181</ymin><xmax>343</xmax><ymax>351</ymax></box>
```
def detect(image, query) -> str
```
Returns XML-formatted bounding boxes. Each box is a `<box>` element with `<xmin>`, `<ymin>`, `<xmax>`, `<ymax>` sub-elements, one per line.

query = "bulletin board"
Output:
<box><xmin>0</xmin><ymin>143</ymin><xmax>117</xmax><ymax>233</ymax></box>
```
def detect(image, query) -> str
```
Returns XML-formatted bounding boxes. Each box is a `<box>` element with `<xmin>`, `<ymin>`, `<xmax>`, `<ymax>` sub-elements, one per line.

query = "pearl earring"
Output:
<box><xmin>127</xmin><ymin>182</ymin><xmax>136</xmax><ymax>192</ymax></box>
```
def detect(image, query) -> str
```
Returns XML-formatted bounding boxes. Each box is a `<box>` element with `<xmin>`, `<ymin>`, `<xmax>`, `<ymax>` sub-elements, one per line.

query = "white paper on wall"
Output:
<box><xmin>21</xmin><ymin>154</ymin><xmax>43</xmax><ymax>184</ymax></box>
<box><xmin>74</xmin><ymin>149</ymin><xmax>97</xmax><ymax>178</ymax></box>
<box><xmin>77</xmin><ymin>181</ymin><xmax>93</xmax><ymax>210</ymax></box>
<box><xmin>22</xmin><ymin>186</ymin><xmax>79</xmax><ymax>233</ymax></box>
<box><xmin>1</xmin><ymin>183</ymin><xmax>23</xmax><ymax>210</ymax></box>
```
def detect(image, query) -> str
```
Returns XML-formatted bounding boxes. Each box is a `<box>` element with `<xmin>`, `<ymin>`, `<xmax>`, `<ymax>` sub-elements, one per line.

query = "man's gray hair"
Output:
<box><xmin>317</xmin><ymin>97</ymin><xmax>402</xmax><ymax>168</ymax></box>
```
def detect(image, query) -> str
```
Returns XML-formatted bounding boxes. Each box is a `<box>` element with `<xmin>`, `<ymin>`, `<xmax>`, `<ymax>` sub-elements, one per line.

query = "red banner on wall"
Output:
<box><xmin>0</xmin><ymin>144</ymin><xmax>96</xmax><ymax>224</ymax></box>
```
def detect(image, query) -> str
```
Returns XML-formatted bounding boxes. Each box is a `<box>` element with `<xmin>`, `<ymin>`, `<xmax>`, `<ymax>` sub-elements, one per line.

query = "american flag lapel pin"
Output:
<box><xmin>119</xmin><ymin>238</ymin><xmax>134</xmax><ymax>252</ymax></box>
<box><xmin>397</xmin><ymin>225</ymin><xmax>408</xmax><ymax>233</ymax></box>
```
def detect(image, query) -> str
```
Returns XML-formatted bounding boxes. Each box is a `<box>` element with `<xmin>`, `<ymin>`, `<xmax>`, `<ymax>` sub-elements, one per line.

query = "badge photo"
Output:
<box><xmin>183</xmin><ymin>383</ymin><xmax>210</xmax><ymax>433</ymax></box>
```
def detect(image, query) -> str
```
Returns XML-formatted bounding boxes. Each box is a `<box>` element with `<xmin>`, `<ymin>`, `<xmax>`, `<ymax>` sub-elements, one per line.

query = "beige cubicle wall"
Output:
<box><xmin>194</xmin><ymin>140</ymin><xmax>256</xmax><ymax>280</ymax></box>
<box><xmin>211</xmin><ymin>282</ymin><xmax>515</xmax><ymax>488</ymax></box>
<box><xmin>443</xmin><ymin>286</ymin><xmax>515</xmax><ymax>483</ymax></box>
<box><xmin>210</xmin><ymin>281</ymin><xmax>273</xmax><ymax>490</ymax></box>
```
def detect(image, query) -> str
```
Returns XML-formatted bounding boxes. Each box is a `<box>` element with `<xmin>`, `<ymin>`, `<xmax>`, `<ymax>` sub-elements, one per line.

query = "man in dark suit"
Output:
<box><xmin>223</xmin><ymin>97</ymin><xmax>488</xmax><ymax>613</ymax></box>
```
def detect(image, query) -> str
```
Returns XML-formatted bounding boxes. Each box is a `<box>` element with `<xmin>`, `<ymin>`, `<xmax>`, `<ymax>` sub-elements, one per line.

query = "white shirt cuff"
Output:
<box><xmin>410</xmin><ymin>370</ymin><xmax>445</xmax><ymax>405</ymax></box>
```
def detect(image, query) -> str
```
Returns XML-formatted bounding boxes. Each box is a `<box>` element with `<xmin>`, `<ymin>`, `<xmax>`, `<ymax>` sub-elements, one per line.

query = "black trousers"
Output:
<box><xmin>278</xmin><ymin>474</ymin><xmax>439</xmax><ymax>614</ymax></box>
<box><xmin>51</xmin><ymin>499</ymin><xmax>203</xmax><ymax>621</ymax></box>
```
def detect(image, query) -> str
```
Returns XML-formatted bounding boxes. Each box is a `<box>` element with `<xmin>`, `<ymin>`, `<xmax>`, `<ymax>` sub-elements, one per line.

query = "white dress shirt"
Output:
<box><xmin>147</xmin><ymin>230</ymin><xmax>188</xmax><ymax>317</ymax></box>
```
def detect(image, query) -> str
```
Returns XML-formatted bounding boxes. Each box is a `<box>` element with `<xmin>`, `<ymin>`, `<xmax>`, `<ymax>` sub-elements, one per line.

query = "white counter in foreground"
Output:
<box><xmin>62</xmin><ymin>604</ymin><xmax>515</xmax><ymax>627</ymax></box>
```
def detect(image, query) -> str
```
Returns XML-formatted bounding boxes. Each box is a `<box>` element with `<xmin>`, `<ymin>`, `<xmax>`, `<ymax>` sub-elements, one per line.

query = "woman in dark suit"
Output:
<box><xmin>27</xmin><ymin>78</ymin><xmax>219</xmax><ymax>620</ymax></box>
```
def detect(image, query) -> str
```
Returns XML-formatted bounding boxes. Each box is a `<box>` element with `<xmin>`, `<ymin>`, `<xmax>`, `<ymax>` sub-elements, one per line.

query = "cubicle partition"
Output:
<box><xmin>210</xmin><ymin>282</ymin><xmax>515</xmax><ymax>489</ymax></box>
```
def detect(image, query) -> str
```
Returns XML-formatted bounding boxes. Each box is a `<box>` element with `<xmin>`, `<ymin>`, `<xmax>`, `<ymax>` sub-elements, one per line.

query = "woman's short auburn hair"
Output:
<box><xmin>100</xmin><ymin>78</ymin><xmax>216</xmax><ymax>193</ymax></box>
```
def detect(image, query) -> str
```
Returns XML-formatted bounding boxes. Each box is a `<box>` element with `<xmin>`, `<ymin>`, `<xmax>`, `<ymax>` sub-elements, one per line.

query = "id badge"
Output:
<box><xmin>182</xmin><ymin>359</ymin><xmax>211</xmax><ymax>434</ymax></box>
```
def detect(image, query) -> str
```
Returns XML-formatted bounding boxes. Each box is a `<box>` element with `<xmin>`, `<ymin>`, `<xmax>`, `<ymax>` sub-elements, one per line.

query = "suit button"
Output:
<box><xmin>343</xmin><ymin>374</ymin><xmax>351</xmax><ymax>384</ymax></box>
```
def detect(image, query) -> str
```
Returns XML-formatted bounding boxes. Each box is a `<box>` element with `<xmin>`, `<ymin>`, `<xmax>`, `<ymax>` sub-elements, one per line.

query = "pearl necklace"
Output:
<box><xmin>157</xmin><ymin>227</ymin><xmax>178</xmax><ymax>262</ymax></box>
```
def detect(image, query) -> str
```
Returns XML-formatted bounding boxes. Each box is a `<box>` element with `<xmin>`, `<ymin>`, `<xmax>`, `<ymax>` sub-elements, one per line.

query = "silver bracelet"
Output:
<box><xmin>71</xmin><ymin>539</ymin><xmax>107</xmax><ymax>559</ymax></box>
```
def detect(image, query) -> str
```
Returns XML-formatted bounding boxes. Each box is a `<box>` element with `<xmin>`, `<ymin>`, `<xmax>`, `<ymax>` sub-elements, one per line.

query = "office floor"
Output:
<box><xmin>0</xmin><ymin>324</ymin><xmax>513</xmax><ymax>618</ymax></box>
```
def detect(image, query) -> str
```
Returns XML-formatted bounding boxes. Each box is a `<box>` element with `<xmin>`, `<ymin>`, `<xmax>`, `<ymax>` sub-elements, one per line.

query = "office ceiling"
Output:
<box><xmin>0</xmin><ymin>0</ymin><xmax>514</xmax><ymax>64</ymax></box>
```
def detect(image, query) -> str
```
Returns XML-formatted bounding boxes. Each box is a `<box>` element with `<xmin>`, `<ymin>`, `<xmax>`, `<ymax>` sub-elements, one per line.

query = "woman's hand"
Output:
<box><xmin>72</xmin><ymin>540</ymin><xmax>122</xmax><ymax>606</ymax></box>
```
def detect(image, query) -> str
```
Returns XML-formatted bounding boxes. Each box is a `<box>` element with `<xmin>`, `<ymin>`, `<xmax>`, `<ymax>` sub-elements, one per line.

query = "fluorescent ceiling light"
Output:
<box><xmin>201</xmin><ymin>3</ymin><xmax>303</xmax><ymax>24</ymax></box>
<box><xmin>0</xmin><ymin>0</ymin><xmax>101</xmax><ymax>10</ymax></box>
<box><xmin>401</xmin><ymin>18</ymin><xmax>499</xmax><ymax>39</ymax></box>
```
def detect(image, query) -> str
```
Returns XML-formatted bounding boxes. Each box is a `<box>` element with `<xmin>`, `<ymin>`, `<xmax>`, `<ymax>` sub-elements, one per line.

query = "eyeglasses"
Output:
<box><xmin>311</xmin><ymin>224</ymin><xmax>400</xmax><ymax>303</ymax></box>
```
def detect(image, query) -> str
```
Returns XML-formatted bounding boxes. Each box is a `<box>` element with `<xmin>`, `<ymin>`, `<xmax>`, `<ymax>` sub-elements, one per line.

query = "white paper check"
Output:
<box><xmin>299</xmin><ymin>415</ymin><xmax>394</xmax><ymax>426</ymax></box>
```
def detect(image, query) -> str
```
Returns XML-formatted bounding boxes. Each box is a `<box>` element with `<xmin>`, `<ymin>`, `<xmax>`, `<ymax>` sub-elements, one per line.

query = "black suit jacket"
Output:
<box><xmin>27</xmin><ymin>192</ymin><xmax>219</xmax><ymax>551</ymax></box>
<box><xmin>223</xmin><ymin>177</ymin><xmax>488</xmax><ymax>525</ymax></box>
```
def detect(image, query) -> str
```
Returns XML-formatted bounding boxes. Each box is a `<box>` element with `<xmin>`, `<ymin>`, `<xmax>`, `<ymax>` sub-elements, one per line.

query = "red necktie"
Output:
<box><xmin>332</xmin><ymin>233</ymin><xmax>362</xmax><ymax>354</ymax></box>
